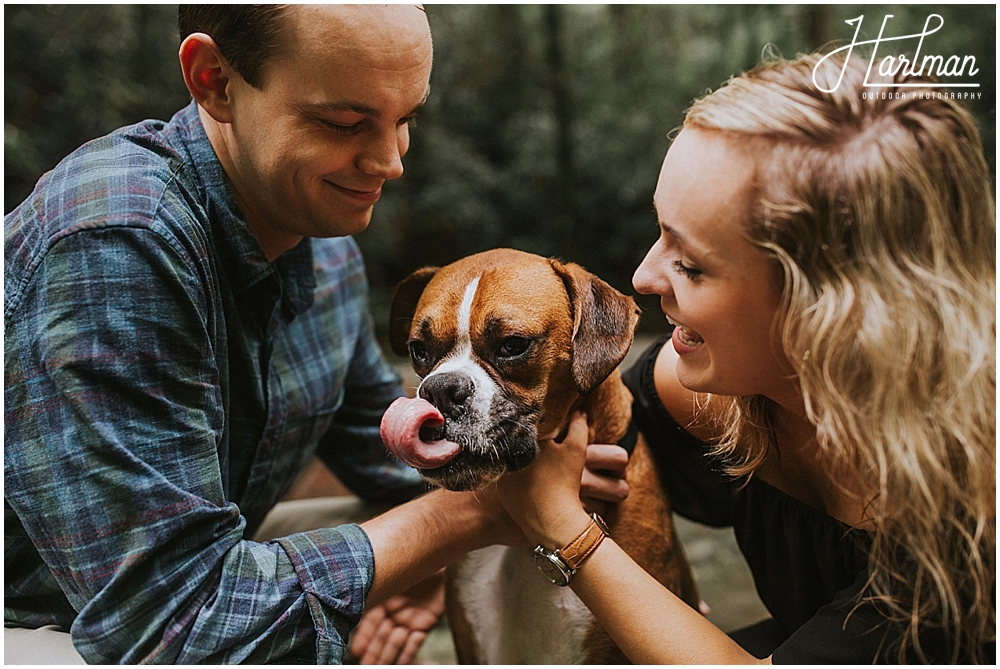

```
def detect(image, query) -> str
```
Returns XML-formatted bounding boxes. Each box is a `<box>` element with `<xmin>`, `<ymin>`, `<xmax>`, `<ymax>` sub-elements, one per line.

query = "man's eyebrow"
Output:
<box><xmin>408</xmin><ymin>87</ymin><xmax>431</xmax><ymax>116</ymax></box>
<box><xmin>300</xmin><ymin>88</ymin><xmax>430</xmax><ymax>121</ymax></box>
<box><xmin>300</xmin><ymin>101</ymin><xmax>381</xmax><ymax>118</ymax></box>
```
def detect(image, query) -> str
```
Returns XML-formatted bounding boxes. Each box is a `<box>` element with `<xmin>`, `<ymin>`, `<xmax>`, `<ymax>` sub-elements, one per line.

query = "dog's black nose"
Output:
<box><xmin>419</xmin><ymin>372</ymin><xmax>474</xmax><ymax>418</ymax></box>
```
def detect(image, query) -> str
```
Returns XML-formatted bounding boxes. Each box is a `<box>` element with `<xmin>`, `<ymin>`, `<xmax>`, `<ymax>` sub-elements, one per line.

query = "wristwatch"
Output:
<box><xmin>533</xmin><ymin>513</ymin><xmax>611</xmax><ymax>586</ymax></box>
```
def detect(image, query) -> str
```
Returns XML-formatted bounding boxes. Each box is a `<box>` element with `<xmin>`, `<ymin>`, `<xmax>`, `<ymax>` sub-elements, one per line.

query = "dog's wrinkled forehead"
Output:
<box><xmin>412</xmin><ymin>252</ymin><xmax>573</xmax><ymax>348</ymax></box>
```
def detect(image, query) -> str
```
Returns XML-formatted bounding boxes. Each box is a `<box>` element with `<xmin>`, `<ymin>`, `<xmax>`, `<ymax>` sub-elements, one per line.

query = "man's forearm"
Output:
<box><xmin>361</xmin><ymin>488</ymin><xmax>500</xmax><ymax>607</ymax></box>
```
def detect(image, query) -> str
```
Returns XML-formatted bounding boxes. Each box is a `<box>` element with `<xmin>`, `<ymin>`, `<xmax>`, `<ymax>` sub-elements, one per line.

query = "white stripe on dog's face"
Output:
<box><xmin>418</xmin><ymin>276</ymin><xmax>500</xmax><ymax>421</ymax></box>
<box><xmin>457</xmin><ymin>276</ymin><xmax>479</xmax><ymax>349</ymax></box>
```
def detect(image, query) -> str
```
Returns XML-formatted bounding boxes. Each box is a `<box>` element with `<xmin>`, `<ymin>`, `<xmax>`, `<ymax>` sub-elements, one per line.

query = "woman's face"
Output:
<box><xmin>633</xmin><ymin>128</ymin><xmax>797</xmax><ymax>404</ymax></box>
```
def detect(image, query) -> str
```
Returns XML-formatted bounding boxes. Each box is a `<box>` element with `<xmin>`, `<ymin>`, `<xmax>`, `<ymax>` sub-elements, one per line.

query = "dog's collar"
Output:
<box><xmin>617</xmin><ymin>419</ymin><xmax>639</xmax><ymax>457</ymax></box>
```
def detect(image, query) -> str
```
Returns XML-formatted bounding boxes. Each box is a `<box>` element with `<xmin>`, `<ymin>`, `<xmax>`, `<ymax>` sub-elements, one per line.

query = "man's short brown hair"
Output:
<box><xmin>177</xmin><ymin>5</ymin><xmax>290</xmax><ymax>88</ymax></box>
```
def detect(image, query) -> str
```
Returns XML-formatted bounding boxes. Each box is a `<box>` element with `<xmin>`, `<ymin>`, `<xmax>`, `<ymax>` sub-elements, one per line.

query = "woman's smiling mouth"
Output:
<box><xmin>665</xmin><ymin>313</ymin><xmax>705</xmax><ymax>351</ymax></box>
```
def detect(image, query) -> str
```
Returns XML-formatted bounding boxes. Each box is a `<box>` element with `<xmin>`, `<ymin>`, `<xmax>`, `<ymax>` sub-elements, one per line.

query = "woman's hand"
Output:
<box><xmin>497</xmin><ymin>412</ymin><xmax>594</xmax><ymax>547</ymax></box>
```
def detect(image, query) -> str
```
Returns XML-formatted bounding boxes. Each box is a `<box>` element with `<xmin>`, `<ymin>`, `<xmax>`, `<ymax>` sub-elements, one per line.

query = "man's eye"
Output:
<box><xmin>321</xmin><ymin>119</ymin><xmax>363</xmax><ymax>135</ymax></box>
<box><xmin>408</xmin><ymin>341</ymin><xmax>430</xmax><ymax>364</ymax></box>
<box><xmin>498</xmin><ymin>337</ymin><xmax>531</xmax><ymax>358</ymax></box>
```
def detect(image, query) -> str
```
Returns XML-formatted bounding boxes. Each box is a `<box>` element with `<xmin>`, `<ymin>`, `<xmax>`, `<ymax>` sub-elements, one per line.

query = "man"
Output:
<box><xmin>5</xmin><ymin>5</ymin><xmax>628</xmax><ymax>664</ymax></box>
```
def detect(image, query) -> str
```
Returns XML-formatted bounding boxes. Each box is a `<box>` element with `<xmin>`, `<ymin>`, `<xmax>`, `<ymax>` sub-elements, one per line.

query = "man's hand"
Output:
<box><xmin>580</xmin><ymin>438</ymin><xmax>630</xmax><ymax>517</ymax></box>
<box><xmin>351</xmin><ymin>421</ymin><xmax>629</xmax><ymax>663</ymax></box>
<box><xmin>347</xmin><ymin>570</ymin><xmax>446</xmax><ymax>664</ymax></box>
<box><xmin>582</xmin><ymin>443</ymin><xmax>630</xmax><ymax>503</ymax></box>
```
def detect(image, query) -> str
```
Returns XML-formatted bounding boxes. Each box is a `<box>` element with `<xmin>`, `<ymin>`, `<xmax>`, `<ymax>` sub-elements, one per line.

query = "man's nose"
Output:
<box><xmin>358</xmin><ymin>125</ymin><xmax>406</xmax><ymax>181</ymax></box>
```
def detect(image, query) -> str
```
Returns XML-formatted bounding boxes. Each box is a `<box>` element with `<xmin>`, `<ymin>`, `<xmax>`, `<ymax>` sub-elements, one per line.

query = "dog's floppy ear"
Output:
<box><xmin>550</xmin><ymin>259</ymin><xmax>641</xmax><ymax>395</ymax></box>
<box><xmin>389</xmin><ymin>266</ymin><xmax>439</xmax><ymax>357</ymax></box>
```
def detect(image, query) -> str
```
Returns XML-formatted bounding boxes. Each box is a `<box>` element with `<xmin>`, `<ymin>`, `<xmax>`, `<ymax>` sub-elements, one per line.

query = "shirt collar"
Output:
<box><xmin>168</xmin><ymin>101</ymin><xmax>316</xmax><ymax>319</ymax></box>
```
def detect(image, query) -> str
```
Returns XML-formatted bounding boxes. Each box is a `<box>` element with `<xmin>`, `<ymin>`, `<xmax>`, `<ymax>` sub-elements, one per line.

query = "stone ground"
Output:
<box><xmin>402</xmin><ymin>335</ymin><xmax>771</xmax><ymax>663</ymax></box>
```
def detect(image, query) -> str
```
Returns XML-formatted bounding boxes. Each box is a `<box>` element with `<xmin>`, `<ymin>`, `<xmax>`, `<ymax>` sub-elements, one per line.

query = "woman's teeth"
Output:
<box><xmin>677</xmin><ymin>326</ymin><xmax>704</xmax><ymax>346</ymax></box>
<box><xmin>666</xmin><ymin>314</ymin><xmax>704</xmax><ymax>346</ymax></box>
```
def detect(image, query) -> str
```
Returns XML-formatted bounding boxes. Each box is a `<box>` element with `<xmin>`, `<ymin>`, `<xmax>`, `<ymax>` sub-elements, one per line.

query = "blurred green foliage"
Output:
<box><xmin>6</xmin><ymin>4</ymin><xmax>994</xmax><ymax>333</ymax></box>
<box><xmin>5</xmin><ymin>6</ymin><xmax>191</xmax><ymax>204</ymax></box>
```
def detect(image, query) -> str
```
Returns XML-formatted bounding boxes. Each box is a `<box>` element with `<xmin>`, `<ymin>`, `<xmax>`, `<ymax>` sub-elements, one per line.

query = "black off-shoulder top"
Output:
<box><xmin>622</xmin><ymin>336</ymin><xmax>993</xmax><ymax>664</ymax></box>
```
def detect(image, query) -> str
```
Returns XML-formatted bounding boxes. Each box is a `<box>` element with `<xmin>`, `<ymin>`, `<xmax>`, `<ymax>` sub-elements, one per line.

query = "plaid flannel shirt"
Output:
<box><xmin>4</xmin><ymin>101</ymin><xmax>426</xmax><ymax>663</ymax></box>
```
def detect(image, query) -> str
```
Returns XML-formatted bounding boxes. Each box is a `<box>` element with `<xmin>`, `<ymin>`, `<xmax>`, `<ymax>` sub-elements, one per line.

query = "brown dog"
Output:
<box><xmin>383</xmin><ymin>248</ymin><xmax>698</xmax><ymax>663</ymax></box>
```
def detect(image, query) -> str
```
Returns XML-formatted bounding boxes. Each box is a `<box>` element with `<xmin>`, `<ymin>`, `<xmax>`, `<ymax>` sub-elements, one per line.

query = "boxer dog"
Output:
<box><xmin>381</xmin><ymin>248</ymin><xmax>698</xmax><ymax>664</ymax></box>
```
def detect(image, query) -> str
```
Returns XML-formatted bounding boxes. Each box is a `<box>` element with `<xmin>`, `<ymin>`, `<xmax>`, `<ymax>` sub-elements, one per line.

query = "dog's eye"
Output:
<box><xmin>408</xmin><ymin>341</ymin><xmax>430</xmax><ymax>364</ymax></box>
<box><xmin>498</xmin><ymin>336</ymin><xmax>531</xmax><ymax>359</ymax></box>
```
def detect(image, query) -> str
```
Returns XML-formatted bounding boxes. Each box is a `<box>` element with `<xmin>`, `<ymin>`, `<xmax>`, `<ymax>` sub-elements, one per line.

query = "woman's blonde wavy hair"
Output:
<box><xmin>685</xmin><ymin>53</ymin><xmax>995</xmax><ymax>662</ymax></box>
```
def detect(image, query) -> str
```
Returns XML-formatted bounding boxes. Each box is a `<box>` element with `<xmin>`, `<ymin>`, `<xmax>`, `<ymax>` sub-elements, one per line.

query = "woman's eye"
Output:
<box><xmin>498</xmin><ymin>337</ymin><xmax>531</xmax><ymax>358</ymax></box>
<box><xmin>672</xmin><ymin>260</ymin><xmax>702</xmax><ymax>280</ymax></box>
<box><xmin>408</xmin><ymin>341</ymin><xmax>430</xmax><ymax>364</ymax></box>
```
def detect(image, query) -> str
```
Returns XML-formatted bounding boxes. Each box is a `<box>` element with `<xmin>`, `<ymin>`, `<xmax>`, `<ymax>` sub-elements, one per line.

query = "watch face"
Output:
<box><xmin>534</xmin><ymin>549</ymin><xmax>571</xmax><ymax>586</ymax></box>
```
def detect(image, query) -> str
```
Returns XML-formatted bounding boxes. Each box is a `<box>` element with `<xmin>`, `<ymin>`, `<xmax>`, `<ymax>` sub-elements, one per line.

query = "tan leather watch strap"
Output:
<box><xmin>558</xmin><ymin>513</ymin><xmax>610</xmax><ymax>570</ymax></box>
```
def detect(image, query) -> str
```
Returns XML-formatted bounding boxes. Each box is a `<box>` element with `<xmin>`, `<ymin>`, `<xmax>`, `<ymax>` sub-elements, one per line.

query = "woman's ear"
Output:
<box><xmin>178</xmin><ymin>33</ymin><xmax>235</xmax><ymax>124</ymax></box>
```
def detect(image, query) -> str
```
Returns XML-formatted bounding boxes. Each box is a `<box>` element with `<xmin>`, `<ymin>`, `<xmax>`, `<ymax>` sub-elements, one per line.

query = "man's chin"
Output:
<box><xmin>309</xmin><ymin>210</ymin><xmax>374</xmax><ymax>239</ymax></box>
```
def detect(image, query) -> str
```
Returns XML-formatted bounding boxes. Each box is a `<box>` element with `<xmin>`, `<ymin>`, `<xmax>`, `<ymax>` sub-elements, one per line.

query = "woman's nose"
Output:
<box><xmin>633</xmin><ymin>242</ymin><xmax>669</xmax><ymax>297</ymax></box>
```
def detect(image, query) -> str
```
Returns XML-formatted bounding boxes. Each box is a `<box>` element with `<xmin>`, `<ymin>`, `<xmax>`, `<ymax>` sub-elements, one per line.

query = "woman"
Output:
<box><xmin>497</xmin><ymin>52</ymin><xmax>995</xmax><ymax>663</ymax></box>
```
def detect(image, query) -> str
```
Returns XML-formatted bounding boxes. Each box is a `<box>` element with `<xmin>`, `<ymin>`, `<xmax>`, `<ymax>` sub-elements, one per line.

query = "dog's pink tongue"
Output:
<box><xmin>381</xmin><ymin>396</ymin><xmax>461</xmax><ymax>470</ymax></box>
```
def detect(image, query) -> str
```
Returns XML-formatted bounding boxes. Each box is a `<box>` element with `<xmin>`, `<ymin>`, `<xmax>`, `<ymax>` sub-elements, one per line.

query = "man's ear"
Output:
<box><xmin>178</xmin><ymin>33</ymin><xmax>236</xmax><ymax>124</ymax></box>
<box><xmin>550</xmin><ymin>259</ymin><xmax>641</xmax><ymax>395</ymax></box>
<box><xmin>389</xmin><ymin>266</ymin><xmax>439</xmax><ymax>357</ymax></box>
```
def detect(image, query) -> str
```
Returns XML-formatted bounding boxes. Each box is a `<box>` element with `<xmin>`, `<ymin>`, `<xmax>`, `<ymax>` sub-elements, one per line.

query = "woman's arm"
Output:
<box><xmin>498</xmin><ymin>413</ymin><xmax>769</xmax><ymax>665</ymax></box>
<box><xmin>570</xmin><ymin>529</ymin><xmax>767</xmax><ymax>664</ymax></box>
